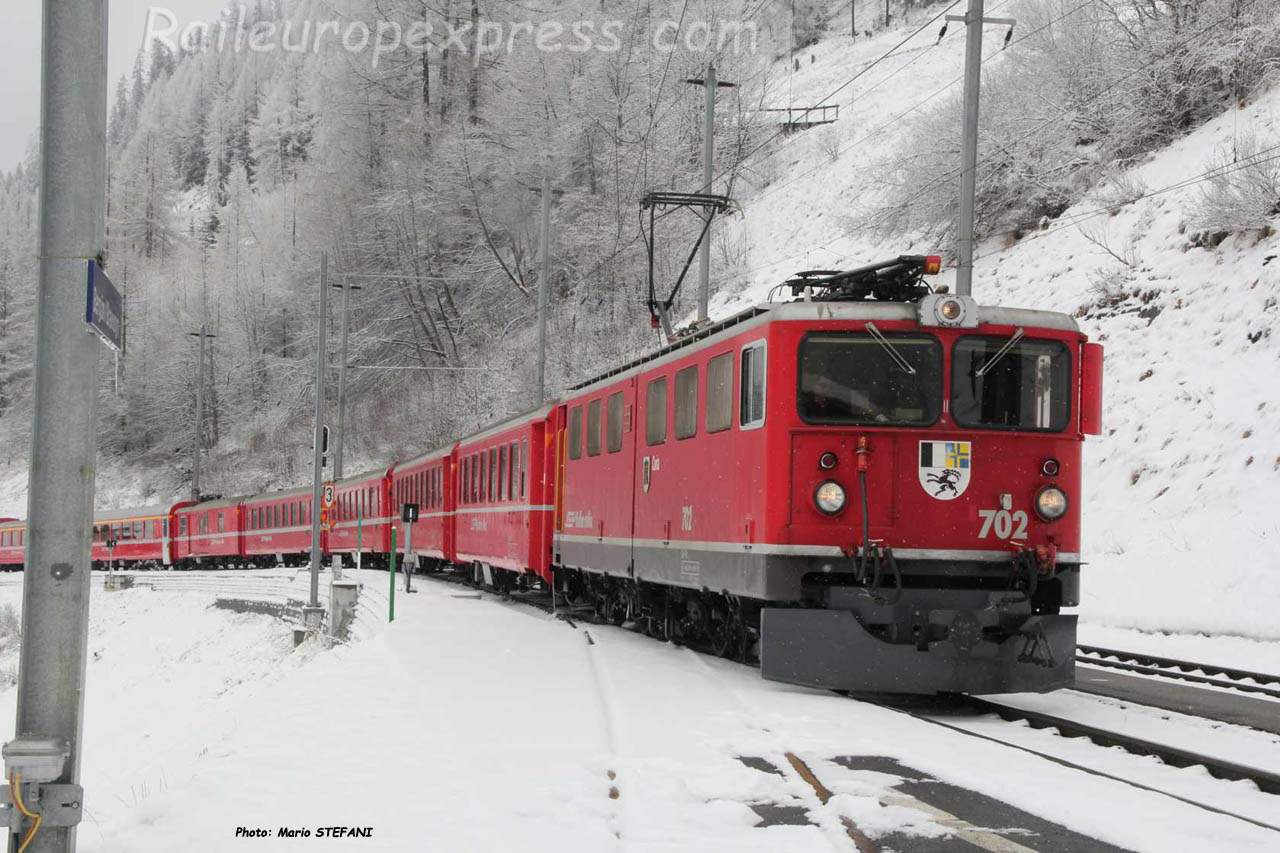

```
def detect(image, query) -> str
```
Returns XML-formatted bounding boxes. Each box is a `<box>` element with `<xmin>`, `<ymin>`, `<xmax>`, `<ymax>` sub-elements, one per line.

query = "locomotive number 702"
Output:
<box><xmin>977</xmin><ymin>508</ymin><xmax>1029</xmax><ymax>540</ymax></box>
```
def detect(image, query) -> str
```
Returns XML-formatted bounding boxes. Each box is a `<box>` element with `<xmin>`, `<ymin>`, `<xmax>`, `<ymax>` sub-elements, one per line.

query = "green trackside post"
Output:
<box><xmin>389</xmin><ymin>526</ymin><xmax>397</xmax><ymax>622</ymax></box>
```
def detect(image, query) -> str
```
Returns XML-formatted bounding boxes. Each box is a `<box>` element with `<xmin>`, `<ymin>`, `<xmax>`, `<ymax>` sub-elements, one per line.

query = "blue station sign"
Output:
<box><xmin>85</xmin><ymin>260</ymin><xmax>124</xmax><ymax>352</ymax></box>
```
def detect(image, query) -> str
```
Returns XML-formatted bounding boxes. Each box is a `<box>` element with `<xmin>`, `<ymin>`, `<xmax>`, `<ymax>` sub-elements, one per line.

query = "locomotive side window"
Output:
<box><xmin>606</xmin><ymin>392</ymin><xmax>624</xmax><ymax>453</ymax></box>
<box><xmin>706</xmin><ymin>353</ymin><xmax>733</xmax><ymax>433</ymax></box>
<box><xmin>587</xmin><ymin>399</ymin><xmax>603</xmax><ymax>456</ymax></box>
<box><xmin>646</xmin><ymin>377</ymin><xmax>668</xmax><ymax>446</ymax></box>
<box><xmin>798</xmin><ymin>333</ymin><xmax>941</xmax><ymax>426</ymax></box>
<box><xmin>568</xmin><ymin>406</ymin><xmax>584</xmax><ymax>460</ymax></box>
<box><xmin>179</xmin><ymin>517</ymin><xmax>187</xmax><ymax>536</ymax></box>
<box><xmin>740</xmin><ymin>342</ymin><xmax>767</xmax><ymax>429</ymax></box>
<box><xmin>951</xmin><ymin>337</ymin><xmax>1070</xmax><ymax>432</ymax></box>
<box><xmin>675</xmin><ymin>366</ymin><xmax>699</xmax><ymax>440</ymax></box>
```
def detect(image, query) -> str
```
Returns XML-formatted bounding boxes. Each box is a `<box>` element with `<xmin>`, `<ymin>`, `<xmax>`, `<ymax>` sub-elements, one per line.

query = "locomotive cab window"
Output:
<box><xmin>740</xmin><ymin>341</ymin><xmax>767</xmax><ymax>429</ymax></box>
<box><xmin>646</xmin><ymin>377</ymin><xmax>668</xmax><ymax>446</ymax></box>
<box><xmin>798</xmin><ymin>333</ymin><xmax>941</xmax><ymax>426</ymax></box>
<box><xmin>568</xmin><ymin>406</ymin><xmax>584</xmax><ymax>460</ymax></box>
<box><xmin>951</xmin><ymin>336</ymin><xmax>1071</xmax><ymax>432</ymax></box>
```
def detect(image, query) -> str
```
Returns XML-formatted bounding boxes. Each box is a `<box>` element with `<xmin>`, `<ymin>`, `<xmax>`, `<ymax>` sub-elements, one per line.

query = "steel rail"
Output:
<box><xmin>1077</xmin><ymin>645</ymin><xmax>1280</xmax><ymax>698</ymax></box>
<box><xmin>964</xmin><ymin>697</ymin><xmax>1280</xmax><ymax>799</ymax></box>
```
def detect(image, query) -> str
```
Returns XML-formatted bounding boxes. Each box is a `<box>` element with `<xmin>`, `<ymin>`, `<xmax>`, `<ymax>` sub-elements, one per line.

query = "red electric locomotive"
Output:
<box><xmin>549</xmin><ymin>256</ymin><xmax>1102</xmax><ymax>694</ymax></box>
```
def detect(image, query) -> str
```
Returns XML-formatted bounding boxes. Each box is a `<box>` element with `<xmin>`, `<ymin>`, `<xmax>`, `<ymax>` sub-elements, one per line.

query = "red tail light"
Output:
<box><xmin>923</xmin><ymin>255</ymin><xmax>942</xmax><ymax>275</ymax></box>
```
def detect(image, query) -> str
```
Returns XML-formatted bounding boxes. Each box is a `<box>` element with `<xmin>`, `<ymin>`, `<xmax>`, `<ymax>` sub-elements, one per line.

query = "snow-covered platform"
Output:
<box><xmin>0</xmin><ymin>572</ymin><xmax>1277</xmax><ymax>851</ymax></box>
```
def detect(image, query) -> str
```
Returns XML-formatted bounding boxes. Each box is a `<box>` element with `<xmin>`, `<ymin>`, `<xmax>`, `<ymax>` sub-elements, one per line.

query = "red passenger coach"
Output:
<box><xmin>389</xmin><ymin>448</ymin><xmax>454</xmax><ymax>567</ymax></box>
<box><xmin>91</xmin><ymin>506</ymin><xmax>171</xmax><ymax>567</ymax></box>
<box><xmin>242</xmin><ymin>486</ymin><xmax>316</xmax><ymax>567</ymax></box>
<box><xmin>0</xmin><ymin>520</ymin><xmax>25</xmax><ymax>569</ymax></box>
<box><xmin>329</xmin><ymin>469</ymin><xmax>393</xmax><ymax>565</ymax></box>
<box><xmin>453</xmin><ymin>410</ymin><xmax>554</xmax><ymax>584</ymax></box>
<box><xmin>171</xmin><ymin>498</ymin><xmax>242</xmax><ymax>567</ymax></box>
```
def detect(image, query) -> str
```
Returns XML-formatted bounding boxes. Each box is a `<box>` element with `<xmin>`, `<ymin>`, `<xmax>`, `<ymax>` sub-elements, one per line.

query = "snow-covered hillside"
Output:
<box><xmin>715</xmin><ymin>22</ymin><xmax>1280</xmax><ymax>639</ymax></box>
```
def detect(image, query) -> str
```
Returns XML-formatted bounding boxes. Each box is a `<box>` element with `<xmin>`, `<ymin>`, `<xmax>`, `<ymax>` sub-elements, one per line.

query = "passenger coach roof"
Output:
<box><xmin>570</xmin><ymin>300</ymin><xmax>1080</xmax><ymax>393</ymax></box>
<box><xmin>94</xmin><ymin>505</ymin><xmax>170</xmax><ymax>521</ymax></box>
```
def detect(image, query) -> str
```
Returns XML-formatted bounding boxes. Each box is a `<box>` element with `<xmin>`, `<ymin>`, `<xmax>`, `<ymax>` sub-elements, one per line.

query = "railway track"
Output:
<box><xmin>1077</xmin><ymin>645</ymin><xmax>1280</xmax><ymax>700</ymax></box>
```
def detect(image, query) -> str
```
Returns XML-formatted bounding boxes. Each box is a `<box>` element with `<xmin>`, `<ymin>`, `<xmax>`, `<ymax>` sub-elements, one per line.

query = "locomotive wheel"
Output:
<box><xmin>707</xmin><ymin>609</ymin><xmax>735</xmax><ymax>659</ymax></box>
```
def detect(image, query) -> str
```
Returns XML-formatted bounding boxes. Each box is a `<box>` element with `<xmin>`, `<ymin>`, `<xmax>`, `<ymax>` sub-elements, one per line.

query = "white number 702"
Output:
<box><xmin>978</xmin><ymin>509</ymin><xmax>1029</xmax><ymax>540</ymax></box>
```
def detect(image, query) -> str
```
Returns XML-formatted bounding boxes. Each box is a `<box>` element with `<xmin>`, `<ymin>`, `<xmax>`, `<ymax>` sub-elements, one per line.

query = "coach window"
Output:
<box><xmin>740</xmin><ymin>341</ymin><xmax>767</xmax><ymax>430</ymax></box>
<box><xmin>646</xmin><ymin>377</ymin><xmax>668</xmax><ymax>446</ymax></box>
<box><xmin>179</xmin><ymin>517</ymin><xmax>187</xmax><ymax>536</ymax></box>
<box><xmin>568</xmin><ymin>406</ymin><xmax>584</xmax><ymax>460</ymax></box>
<box><xmin>498</xmin><ymin>446</ymin><xmax>508</xmax><ymax>500</ymax></box>
<box><xmin>706</xmin><ymin>353</ymin><xmax>733</xmax><ymax>433</ymax></box>
<box><xmin>675</xmin><ymin>366</ymin><xmax>699</xmax><ymax>440</ymax></box>
<box><xmin>472</xmin><ymin>453</ymin><xmax>481</xmax><ymax>503</ymax></box>
<box><xmin>587</xmin><ymin>399</ymin><xmax>603</xmax><ymax>456</ymax></box>
<box><xmin>520</xmin><ymin>438</ymin><xmax>529</xmax><ymax>498</ymax></box>
<box><xmin>460</xmin><ymin>460</ymin><xmax>468</xmax><ymax>505</ymax></box>
<box><xmin>489</xmin><ymin>448</ymin><xmax>498</xmax><ymax>499</ymax></box>
<box><xmin>605</xmin><ymin>393</ymin><xmax>624</xmax><ymax>453</ymax></box>
<box><xmin>217</xmin><ymin>514</ymin><xmax>225</xmax><ymax>533</ymax></box>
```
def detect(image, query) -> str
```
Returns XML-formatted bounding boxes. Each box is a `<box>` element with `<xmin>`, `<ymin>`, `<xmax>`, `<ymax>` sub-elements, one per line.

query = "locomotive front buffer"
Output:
<box><xmin>760</xmin><ymin>586</ymin><xmax>1077</xmax><ymax>695</ymax></box>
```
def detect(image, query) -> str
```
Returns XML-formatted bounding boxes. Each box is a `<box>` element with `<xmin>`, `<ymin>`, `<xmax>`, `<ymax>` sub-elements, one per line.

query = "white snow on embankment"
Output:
<box><xmin>716</xmin><ymin>22</ymin><xmax>1280</xmax><ymax>640</ymax></box>
<box><xmin>0</xmin><ymin>574</ymin><xmax>1276</xmax><ymax>852</ymax></box>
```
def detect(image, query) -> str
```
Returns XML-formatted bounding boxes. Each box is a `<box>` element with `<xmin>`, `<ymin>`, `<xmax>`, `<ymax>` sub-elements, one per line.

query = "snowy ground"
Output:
<box><xmin>1</xmin><ymin>573</ymin><xmax>1276</xmax><ymax>852</ymax></box>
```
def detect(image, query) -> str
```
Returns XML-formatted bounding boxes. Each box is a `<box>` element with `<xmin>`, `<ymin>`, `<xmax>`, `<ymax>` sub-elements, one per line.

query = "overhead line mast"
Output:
<box><xmin>951</xmin><ymin>0</ymin><xmax>1015</xmax><ymax>296</ymax></box>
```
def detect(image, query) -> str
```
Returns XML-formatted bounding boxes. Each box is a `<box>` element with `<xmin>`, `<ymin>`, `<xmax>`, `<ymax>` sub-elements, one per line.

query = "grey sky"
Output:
<box><xmin>0</xmin><ymin>1</ymin><xmax>229</xmax><ymax>172</ymax></box>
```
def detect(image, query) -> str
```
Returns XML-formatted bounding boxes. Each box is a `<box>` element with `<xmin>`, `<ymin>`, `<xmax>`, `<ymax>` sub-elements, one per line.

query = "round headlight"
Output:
<box><xmin>1035</xmin><ymin>486</ymin><xmax>1069</xmax><ymax>521</ymax></box>
<box><xmin>939</xmin><ymin>298</ymin><xmax>964</xmax><ymax>322</ymax></box>
<box><xmin>815</xmin><ymin>480</ymin><xmax>847</xmax><ymax>515</ymax></box>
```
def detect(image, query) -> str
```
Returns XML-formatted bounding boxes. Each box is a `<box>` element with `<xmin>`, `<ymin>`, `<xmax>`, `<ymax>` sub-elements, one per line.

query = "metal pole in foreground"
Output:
<box><xmin>697</xmin><ymin>63</ymin><xmax>717</xmax><ymax>324</ymax></box>
<box><xmin>955</xmin><ymin>0</ymin><xmax>986</xmax><ymax>297</ymax></box>
<box><xmin>333</xmin><ymin>269</ymin><xmax>350</xmax><ymax>480</ymax></box>
<box><xmin>534</xmin><ymin>171</ymin><xmax>553</xmax><ymax>407</ymax></box>
<box><xmin>8</xmin><ymin>1</ymin><xmax>108</xmax><ymax>850</ymax></box>
<box><xmin>305</xmin><ymin>253</ymin><xmax>328</xmax><ymax>624</ymax></box>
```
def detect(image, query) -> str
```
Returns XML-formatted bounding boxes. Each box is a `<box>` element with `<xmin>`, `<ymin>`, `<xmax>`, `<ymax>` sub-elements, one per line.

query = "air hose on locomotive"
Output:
<box><xmin>853</xmin><ymin>439</ymin><xmax>902</xmax><ymax>605</ymax></box>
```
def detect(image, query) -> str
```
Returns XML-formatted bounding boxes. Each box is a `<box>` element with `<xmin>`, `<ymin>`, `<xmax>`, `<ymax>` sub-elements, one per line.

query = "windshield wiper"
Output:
<box><xmin>864</xmin><ymin>322</ymin><xmax>916</xmax><ymax>375</ymax></box>
<box><xmin>975</xmin><ymin>328</ymin><xmax>1025</xmax><ymax>377</ymax></box>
